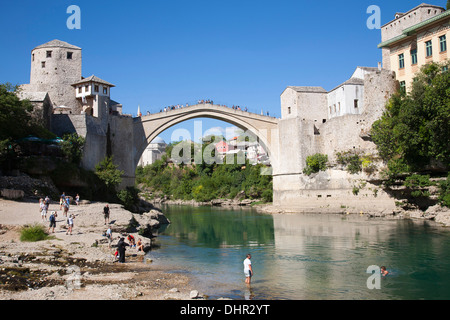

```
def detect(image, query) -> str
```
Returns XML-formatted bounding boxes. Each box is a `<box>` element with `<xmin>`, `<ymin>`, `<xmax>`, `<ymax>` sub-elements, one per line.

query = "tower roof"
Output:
<box><xmin>71</xmin><ymin>75</ymin><xmax>115</xmax><ymax>87</ymax></box>
<box><xmin>33</xmin><ymin>39</ymin><xmax>81</xmax><ymax>51</ymax></box>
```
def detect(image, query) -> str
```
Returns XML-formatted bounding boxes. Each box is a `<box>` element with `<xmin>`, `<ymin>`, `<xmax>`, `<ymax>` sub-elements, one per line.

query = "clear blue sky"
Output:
<box><xmin>1</xmin><ymin>0</ymin><xmax>447</xmax><ymax>143</ymax></box>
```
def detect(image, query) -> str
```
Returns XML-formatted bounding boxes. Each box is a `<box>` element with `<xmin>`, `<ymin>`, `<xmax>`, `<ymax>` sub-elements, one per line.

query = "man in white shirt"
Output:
<box><xmin>243</xmin><ymin>254</ymin><xmax>253</xmax><ymax>285</ymax></box>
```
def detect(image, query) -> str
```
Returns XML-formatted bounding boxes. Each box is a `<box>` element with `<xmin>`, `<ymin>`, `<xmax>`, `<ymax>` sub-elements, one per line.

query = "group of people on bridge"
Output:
<box><xmin>138</xmin><ymin>98</ymin><xmax>274</xmax><ymax>118</ymax></box>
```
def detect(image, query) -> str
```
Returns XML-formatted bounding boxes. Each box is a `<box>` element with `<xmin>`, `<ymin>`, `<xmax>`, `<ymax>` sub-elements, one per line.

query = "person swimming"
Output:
<box><xmin>381</xmin><ymin>266</ymin><xmax>389</xmax><ymax>276</ymax></box>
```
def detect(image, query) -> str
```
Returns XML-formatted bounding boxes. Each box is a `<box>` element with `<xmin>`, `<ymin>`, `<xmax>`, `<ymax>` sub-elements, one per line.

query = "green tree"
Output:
<box><xmin>0</xmin><ymin>83</ymin><xmax>55</xmax><ymax>169</ymax></box>
<box><xmin>117</xmin><ymin>186</ymin><xmax>140</xmax><ymax>211</ymax></box>
<box><xmin>303</xmin><ymin>153</ymin><xmax>328</xmax><ymax>175</ymax></box>
<box><xmin>0</xmin><ymin>83</ymin><xmax>33</xmax><ymax>141</ymax></box>
<box><xmin>60</xmin><ymin>132</ymin><xmax>85</xmax><ymax>165</ymax></box>
<box><xmin>438</xmin><ymin>174</ymin><xmax>450</xmax><ymax>207</ymax></box>
<box><xmin>95</xmin><ymin>156</ymin><xmax>124</xmax><ymax>192</ymax></box>
<box><xmin>371</xmin><ymin>62</ymin><xmax>450</xmax><ymax>170</ymax></box>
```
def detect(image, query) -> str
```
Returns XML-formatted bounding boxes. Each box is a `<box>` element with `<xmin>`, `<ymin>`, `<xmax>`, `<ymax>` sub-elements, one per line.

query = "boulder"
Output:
<box><xmin>1</xmin><ymin>189</ymin><xmax>25</xmax><ymax>200</ymax></box>
<box><xmin>190</xmin><ymin>290</ymin><xmax>200</xmax><ymax>299</ymax></box>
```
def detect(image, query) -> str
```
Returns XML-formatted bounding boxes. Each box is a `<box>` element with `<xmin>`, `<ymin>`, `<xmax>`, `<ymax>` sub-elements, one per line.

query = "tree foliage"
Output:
<box><xmin>303</xmin><ymin>153</ymin><xmax>328</xmax><ymax>175</ymax></box>
<box><xmin>0</xmin><ymin>83</ymin><xmax>33</xmax><ymax>141</ymax></box>
<box><xmin>95</xmin><ymin>156</ymin><xmax>124</xmax><ymax>192</ymax></box>
<box><xmin>371</xmin><ymin>62</ymin><xmax>449</xmax><ymax>207</ymax></box>
<box><xmin>0</xmin><ymin>83</ymin><xmax>55</xmax><ymax>169</ymax></box>
<box><xmin>60</xmin><ymin>132</ymin><xmax>85</xmax><ymax>165</ymax></box>
<box><xmin>371</xmin><ymin>62</ymin><xmax>450</xmax><ymax>170</ymax></box>
<box><xmin>136</xmin><ymin>153</ymin><xmax>273</xmax><ymax>203</ymax></box>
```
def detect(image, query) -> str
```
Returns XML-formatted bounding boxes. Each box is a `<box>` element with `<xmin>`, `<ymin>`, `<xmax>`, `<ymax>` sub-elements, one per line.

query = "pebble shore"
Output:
<box><xmin>0</xmin><ymin>198</ymin><xmax>203</xmax><ymax>300</ymax></box>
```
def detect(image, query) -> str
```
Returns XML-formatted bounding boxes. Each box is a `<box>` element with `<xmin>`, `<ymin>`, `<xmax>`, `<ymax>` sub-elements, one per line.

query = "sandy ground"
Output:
<box><xmin>0</xmin><ymin>198</ymin><xmax>201</xmax><ymax>300</ymax></box>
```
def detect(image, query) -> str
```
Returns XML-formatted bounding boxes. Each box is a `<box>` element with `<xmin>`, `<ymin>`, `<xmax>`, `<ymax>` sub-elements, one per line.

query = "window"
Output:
<box><xmin>94</xmin><ymin>85</ymin><xmax>99</xmax><ymax>92</ymax></box>
<box><xmin>41</xmin><ymin>61</ymin><xmax>45</xmax><ymax>68</ymax></box>
<box><xmin>78</xmin><ymin>87</ymin><xmax>82</xmax><ymax>94</ymax></box>
<box><xmin>67</xmin><ymin>52</ymin><xmax>73</xmax><ymax>60</ymax></box>
<box><xmin>398</xmin><ymin>53</ymin><xmax>405</xmax><ymax>69</ymax></box>
<box><xmin>32</xmin><ymin>54</ymin><xmax>34</xmax><ymax>61</ymax></box>
<box><xmin>288</xmin><ymin>107</ymin><xmax>291</xmax><ymax>114</ymax></box>
<box><xmin>103</xmin><ymin>87</ymin><xmax>108</xmax><ymax>94</ymax></box>
<box><xmin>426</xmin><ymin>40</ymin><xmax>433</xmax><ymax>57</ymax></box>
<box><xmin>354</xmin><ymin>99</ymin><xmax>359</xmax><ymax>108</ymax></box>
<box><xmin>440</xmin><ymin>35</ymin><xmax>447</xmax><ymax>52</ymax></box>
<box><xmin>85</xmin><ymin>85</ymin><xmax>89</xmax><ymax>92</ymax></box>
<box><xmin>400</xmin><ymin>81</ymin><xmax>406</xmax><ymax>93</ymax></box>
<box><xmin>46</xmin><ymin>51</ymin><xmax>52</xmax><ymax>58</ymax></box>
<box><xmin>410</xmin><ymin>49</ymin><xmax>417</xmax><ymax>65</ymax></box>
<box><xmin>443</xmin><ymin>66</ymin><xmax>449</xmax><ymax>73</ymax></box>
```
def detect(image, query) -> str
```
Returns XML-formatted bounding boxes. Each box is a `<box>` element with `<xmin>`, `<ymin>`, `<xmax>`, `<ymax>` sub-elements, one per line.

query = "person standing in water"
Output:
<box><xmin>243</xmin><ymin>254</ymin><xmax>253</xmax><ymax>285</ymax></box>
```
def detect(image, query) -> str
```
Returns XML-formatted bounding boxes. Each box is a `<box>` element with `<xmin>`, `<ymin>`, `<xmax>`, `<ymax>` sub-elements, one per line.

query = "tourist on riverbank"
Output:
<box><xmin>59</xmin><ymin>192</ymin><xmax>65</xmax><ymax>210</ymax></box>
<box><xmin>75</xmin><ymin>194</ymin><xmax>80</xmax><ymax>205</ymax></box>
<box><xmin>66</xmin><ymin>214</ymin><xmax>74</xmax><ymax>235</ymax></box>
<box><xmin>48</xmin><ymin>211</ymin><xmax>57</xmax><ymax>233</ymax></box>
<box><xmin>63</xmin><ymin>196</ymin><xmax>69</xmax><ymax>217</ymax></box>
<box><xmin>137</xmin><ymin>238</ymin><xmax>144</xmax><ymax>252</ymax></box>
<box><xmin>106</xmin><ymin>227</ymin><xmax>112</xmax><ymax>248</ymax></box>
<box><xmin>127</xmin><ymin>234</ymin><xmax>136</xmax><ymax>248</ymax></box>
<box><xmin>39</xmin><ymin>198</ymin><xmax>47</xmax><ymax>221</ymax></box>
<box><xmin>244</xmin><ymin>254</ymin><xmax>253</xmax><ymax>285</ymax></box>
<box><xmin>117</xmin><ymin>237</ymin><xmax>129</xmax><ymax>263</ymax></box>
<box><xmin>103</xmin><ymin>204</ymin><xmax>110</xmax><ymax>225</ymax></box>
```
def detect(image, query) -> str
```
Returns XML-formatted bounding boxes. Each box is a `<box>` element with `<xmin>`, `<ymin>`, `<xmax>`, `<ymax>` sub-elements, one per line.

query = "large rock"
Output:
<box><xmin>427</xmin><ymin>204</ymin><xmax>450</xmax><ymax>227</ymax></box>
<box><xmin>1</xmin><ymin>189</ymin><xmax>25</xmax><ymax>200</ymax></box>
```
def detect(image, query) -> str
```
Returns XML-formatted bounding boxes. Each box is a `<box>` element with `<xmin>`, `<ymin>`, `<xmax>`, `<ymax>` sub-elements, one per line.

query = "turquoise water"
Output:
<box><xmin>146</xmin><ymin>205</ymin><xmax>450</xmax><ymax>300</ymax></box>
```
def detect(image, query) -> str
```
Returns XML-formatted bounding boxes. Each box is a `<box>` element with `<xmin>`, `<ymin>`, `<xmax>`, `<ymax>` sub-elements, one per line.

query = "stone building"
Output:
<box><xmin>275</xmin><ymin>65</ymin><xmax>399</xmax><ymax>212</ymax></box>
<box><xmin>20</xmin><ymin>40</ymin><xmax>82</xmax><ymax>119</ymax></box>
<box><xmin>378</xmin><ymin>3</ymin><xmax>449</xmax><ymax>91</ymax></box>
<box><xmin>281</xmin><ymin>66</ymin><xmax>382</xmax><ymax>124</ymax></box>
<box><xmin>138</xmin><ymin>137</ymin><xmax>167</xmax><ymax>167</ymax></box>
<box><xmin>19</xmin><ymin>39</ymin><xmax>121</xmax><ymax>128</ymax></box>
<box><xmin>72</xmin><ymin>75</ymin><xmax>120</xmax><ymax>118</ymax></box>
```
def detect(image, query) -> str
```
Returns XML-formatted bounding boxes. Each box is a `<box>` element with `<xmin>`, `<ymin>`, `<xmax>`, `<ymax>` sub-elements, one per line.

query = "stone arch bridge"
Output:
<box><xmin>134</xmin><ymin>104</ymin><xmax>279</xmax><ymax>167</ymax></box>
<box><xmin>54</xmin><ymin>103</ymin><xmax>281</xmax><ymax>190</ymax></box>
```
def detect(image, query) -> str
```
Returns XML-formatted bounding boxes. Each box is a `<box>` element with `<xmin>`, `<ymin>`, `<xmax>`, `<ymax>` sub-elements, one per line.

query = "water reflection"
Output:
<box><xmin>149</xmin><ymin>205</ymin><xmax>450</xmax><ymax>300</ymax></box>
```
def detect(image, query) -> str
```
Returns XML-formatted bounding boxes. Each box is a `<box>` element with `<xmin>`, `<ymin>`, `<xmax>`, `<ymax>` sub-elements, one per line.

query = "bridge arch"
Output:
<box><xmin>133</xmin><ymin>104</ymin><xmax>279</xmax><ymax>170</ymax></box>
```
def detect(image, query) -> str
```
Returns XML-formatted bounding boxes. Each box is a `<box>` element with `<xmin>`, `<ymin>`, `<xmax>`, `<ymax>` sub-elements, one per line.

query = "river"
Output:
<box><xmin>146</xmin><ymin>204</ymin><xmax>450</xmax><ymax>300</ymax></box>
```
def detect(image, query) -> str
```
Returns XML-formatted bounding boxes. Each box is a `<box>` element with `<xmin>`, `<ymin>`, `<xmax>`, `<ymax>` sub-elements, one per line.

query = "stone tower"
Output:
<box><xmin>23</xmin><ymin>39</ymin><xmax>82</xmax><ymax>113</ymax></box>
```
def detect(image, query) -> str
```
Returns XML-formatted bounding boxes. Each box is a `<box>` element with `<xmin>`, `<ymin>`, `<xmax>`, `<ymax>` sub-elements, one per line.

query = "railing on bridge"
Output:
<box><xmin>135</xmin><ymin>99</ymin><xmax>279</xmax><ymax>119</ymax></box>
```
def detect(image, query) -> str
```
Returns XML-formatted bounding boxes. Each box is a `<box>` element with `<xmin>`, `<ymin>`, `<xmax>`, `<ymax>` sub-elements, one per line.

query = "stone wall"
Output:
<box><xmin>272</xmin><ymin>68</ymin><xmax>399</xmax><ymax>212</ymax></box>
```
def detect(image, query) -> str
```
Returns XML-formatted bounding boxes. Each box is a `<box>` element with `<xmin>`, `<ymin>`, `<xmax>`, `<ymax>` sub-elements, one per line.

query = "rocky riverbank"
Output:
<box><xmin>257</xmin><ymin>202</ymin><xmax>450</xmax><ymax>227</ymax></box>
<box><xmin>0</xmin><ymin>198</ymin><xmax>204</xmax><ymax>300</ymax></box>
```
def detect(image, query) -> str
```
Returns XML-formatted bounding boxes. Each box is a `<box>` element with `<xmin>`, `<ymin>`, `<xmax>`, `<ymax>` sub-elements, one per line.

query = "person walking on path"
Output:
<box><xmin>66</xmin><ymin>214</ymin><xmax>74</xmax><ymax>235</ymax></box>
<box><xmin>60</xmin><ymin>192</ymin><xmax>65</xmax><ymax>210</ymax></box>
<box><xmin>103</xmin><ymin>204</ymin><xmax>110</xmax><ymax>225</ymax></box>
<box><xmin>48</xmin><ymin>211</ymin><xmax>57</xmax><ymax>233</ymax></box>
<box><xmin>39</xmin><ymin>198</ymin><xmax>46</xmax><ymax>221</ymax></box>
<box><xmin>243</xmin><ymin>254</ymin><xmax>253</xmax><ymax>285</ymax></box>
<box><xmin>62</xmin><ymin>196</ymin><xmax>70</xmax><ymax>217</ymax></box>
